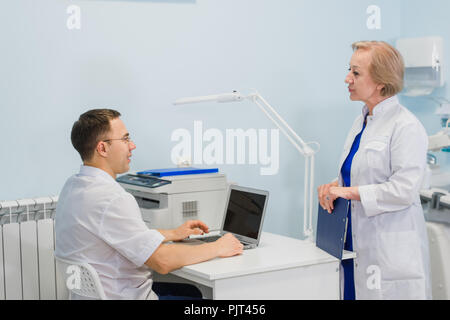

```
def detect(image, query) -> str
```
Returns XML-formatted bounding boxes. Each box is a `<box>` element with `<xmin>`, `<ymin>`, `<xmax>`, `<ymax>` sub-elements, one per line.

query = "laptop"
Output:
<box><xmin>189</xmin><ymin>185</ymin><xmax>269</xmax><ymax>249</ymax></box>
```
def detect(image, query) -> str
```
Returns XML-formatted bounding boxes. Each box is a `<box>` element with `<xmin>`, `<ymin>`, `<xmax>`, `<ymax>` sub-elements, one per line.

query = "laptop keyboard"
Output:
<box><xmin>200</xmin><ymin>235</ymin><xmax>221</xmax><ymax>243</ymax></box>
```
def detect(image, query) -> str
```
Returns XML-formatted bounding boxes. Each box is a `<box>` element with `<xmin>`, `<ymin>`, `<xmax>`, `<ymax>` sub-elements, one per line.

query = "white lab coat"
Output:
<box><xmin>336</xmin><ymin>96</ymin><xmax>432</xmax><ymax>300</ymax></box>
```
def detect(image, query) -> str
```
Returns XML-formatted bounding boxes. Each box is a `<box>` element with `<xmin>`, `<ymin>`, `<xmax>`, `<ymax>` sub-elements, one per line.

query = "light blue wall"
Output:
<box><xmin>1</xmin><ymin>0</ymin><xmax>446</xmax><ymax>240</ymax></box>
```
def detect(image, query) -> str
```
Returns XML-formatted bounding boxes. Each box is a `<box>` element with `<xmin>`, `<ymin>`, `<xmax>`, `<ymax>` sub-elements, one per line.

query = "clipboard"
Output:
<box><xmin>316</xmin><ymin>197</ymin><xmax>349</xmax><ymax>260</ymax></box>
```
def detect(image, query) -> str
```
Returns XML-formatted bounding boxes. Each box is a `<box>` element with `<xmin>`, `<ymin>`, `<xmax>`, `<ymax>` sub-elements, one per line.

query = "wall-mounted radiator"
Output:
<box><xmin>0</xmin><ymin>197</ymin><xmax>68</xmax><ymax>300</ymax></box>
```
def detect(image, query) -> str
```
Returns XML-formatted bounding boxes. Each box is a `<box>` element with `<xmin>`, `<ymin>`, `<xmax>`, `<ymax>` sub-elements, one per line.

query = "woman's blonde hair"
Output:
<box><xmin>352</xmin><ymin>41</ymin><xmax>404</xmax><ymax>97</ymax></box>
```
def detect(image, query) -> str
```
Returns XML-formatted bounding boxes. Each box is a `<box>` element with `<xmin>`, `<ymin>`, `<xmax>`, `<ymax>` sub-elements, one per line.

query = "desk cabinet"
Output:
<box><xmin>154</xmin><ymin>232</ymin><xmax>355</xmax><ymax>300</ymax></box>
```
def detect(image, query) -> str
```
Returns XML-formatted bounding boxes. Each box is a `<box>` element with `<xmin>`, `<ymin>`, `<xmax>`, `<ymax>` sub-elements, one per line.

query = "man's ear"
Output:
<box><xmin>96</xmin><ymin>141</ymin><xmax>108</xmax><ymax>158</ymax></box>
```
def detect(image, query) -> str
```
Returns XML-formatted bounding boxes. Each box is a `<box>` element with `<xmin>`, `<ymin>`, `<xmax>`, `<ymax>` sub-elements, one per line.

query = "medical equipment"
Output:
<box><xmin>422</xmin><ymin>97</ymin><xmax>450</xmax><ymax>189</ymax></box>
<box><xmin>396</xmin><ymin>36</ymin><xmax>444</xmax><ymax>96</ymax></box>
<box><xmin>421</xmin><ymin>188</ymin><xmax>450</xmax><ymax>224</ymax></box>
<box><xmin>420</xmin><ymin>189</ymin><xmax>450</xmax><ymax>299</ymax></box>
<box><xmin>116</xmin><ymin>171</ymin><xmax>230</xmax><ymax>230</ymax></box>
<box><xmin>174</xmin><ymin>90</ymin><xmax>320</xmax><ymax>241</ymax></box>
<box><xmin>0</xmin><ymin>196</ymin><xmax>68</xmax><ymax>300</ymax></box>
<box><xmin>429</xmin><ymin>99</ymin><xmax>450</xmax><ymax>152</ymax></box>
<box><xmin>419</xmin><ymin>94</ymin><xmax>450</xmax><ymax>299</ymax></box>
<box><xmin>426</xmin><ymin>222</ymin><xmax>450</xmax><ymax>300</ymax></box>
<box><xmin>429</xmin><ymin>125</ymin><xmax>450</xmax><ymax>152</ymax></box>
<box><xmin>421</xmin><ymin>98</ymin><xmax>450</xmax><ymax>298</ymax></box>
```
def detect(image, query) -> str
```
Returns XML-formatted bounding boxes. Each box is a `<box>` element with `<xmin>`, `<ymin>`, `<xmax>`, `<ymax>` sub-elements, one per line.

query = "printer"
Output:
<box><xmin>117</xmin><ymin>169</ymin><xmax>230</xmax><ymax>230</ymax></box>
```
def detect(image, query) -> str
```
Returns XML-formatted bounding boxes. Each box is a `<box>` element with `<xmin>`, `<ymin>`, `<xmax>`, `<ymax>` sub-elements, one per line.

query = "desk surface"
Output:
<box><xmin>173</xmin><ymin>232</ymin><xmax>356</xmax><ymax>281</ymax></box>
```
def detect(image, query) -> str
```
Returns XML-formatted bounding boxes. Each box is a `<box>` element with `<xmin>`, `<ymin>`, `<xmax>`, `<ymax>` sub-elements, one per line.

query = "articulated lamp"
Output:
<box><xmin>173</xmin><ymin>90</ymin><xmax>319</xmax><ymax>242</ymax></box>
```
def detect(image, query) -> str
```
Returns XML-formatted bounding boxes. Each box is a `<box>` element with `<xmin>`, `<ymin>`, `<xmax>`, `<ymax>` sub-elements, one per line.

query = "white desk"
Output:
<box><xmin>154</xmin><ymin>232</ymin><xmax>356</xmax><ymax>300</ymax></box>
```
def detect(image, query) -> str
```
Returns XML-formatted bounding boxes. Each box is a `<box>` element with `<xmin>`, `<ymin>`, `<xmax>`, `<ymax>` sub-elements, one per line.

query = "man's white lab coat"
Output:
<box><xmin>336</xmin><ymin>95</ymin><xmax>432</xmax><ymax>300</ymax></box>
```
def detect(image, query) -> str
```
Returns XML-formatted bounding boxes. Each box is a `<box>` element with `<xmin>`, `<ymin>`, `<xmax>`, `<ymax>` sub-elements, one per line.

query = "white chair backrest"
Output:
<box><xmin>55</xmin><ymin>256</ymin><xmax>107</xmax><ymax>300</ymax></box>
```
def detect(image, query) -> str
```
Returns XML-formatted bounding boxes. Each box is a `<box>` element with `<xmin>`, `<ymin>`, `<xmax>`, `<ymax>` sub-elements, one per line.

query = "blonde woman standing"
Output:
<box><xmin>318</xmin><ymin>41</ymin><xmax>431</xmax><ymax>300</ymax></box>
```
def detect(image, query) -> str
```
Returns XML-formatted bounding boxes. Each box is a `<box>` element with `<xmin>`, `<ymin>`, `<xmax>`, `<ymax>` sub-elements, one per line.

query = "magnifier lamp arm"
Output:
<box><xmin>252</xmin><ymin>98</ymin><xmax>306</xmax><ymax>156</ymax></box>
<box><xmin>248</xmin><ymin>93</ymin><xmax>315</xmax><ymax>156</ymax></box>
<box><xmin>246</xmin><ymin>93</ymin><xmax>315</xmax><ymax>241</ymax></box>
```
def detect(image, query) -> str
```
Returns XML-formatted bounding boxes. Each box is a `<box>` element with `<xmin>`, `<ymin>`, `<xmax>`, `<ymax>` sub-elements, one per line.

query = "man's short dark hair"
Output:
<box><xmin>71</xmin><ymin>109</ymin><xmax>121</xmax><ymax>161</ymax></box>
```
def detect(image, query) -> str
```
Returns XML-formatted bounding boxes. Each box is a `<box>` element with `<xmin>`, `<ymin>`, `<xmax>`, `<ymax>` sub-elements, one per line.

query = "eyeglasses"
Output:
<box><xmin>102</xmin><ymin>136</ymin><xmax>133</xmax><ymax>144</ymax></box>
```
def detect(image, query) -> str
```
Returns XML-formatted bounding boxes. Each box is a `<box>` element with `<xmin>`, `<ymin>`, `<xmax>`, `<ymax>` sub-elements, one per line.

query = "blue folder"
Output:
<box><xmin>316</xmin><ymin>197</ymin><xmax>349</xmax><ymax>260</ymax></box>
<box><xmin>137</xmin><ymin>167</ymin><xmax>219</xmax><ymax>177</ymax></box>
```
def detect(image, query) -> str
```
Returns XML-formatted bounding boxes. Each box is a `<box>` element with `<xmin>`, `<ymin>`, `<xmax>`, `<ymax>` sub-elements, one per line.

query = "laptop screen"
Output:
<box><xmin>223</xmin><ymin>189</ymin><xmax>267</xmax><ymax>239</ymax></box>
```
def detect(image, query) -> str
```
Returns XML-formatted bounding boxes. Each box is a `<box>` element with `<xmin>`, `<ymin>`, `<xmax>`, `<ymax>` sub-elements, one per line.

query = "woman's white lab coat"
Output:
<box><xmin>336</xmin><ymin>96</ymin><xmax>432</xmax><ymax>300</ymax></box>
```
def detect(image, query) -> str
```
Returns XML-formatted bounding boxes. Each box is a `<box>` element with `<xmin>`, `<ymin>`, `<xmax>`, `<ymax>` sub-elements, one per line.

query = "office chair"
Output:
<box><xmin>55</xmin><ymin>256</ymin><xmax>107</xmax><ymax>300</ymax></box>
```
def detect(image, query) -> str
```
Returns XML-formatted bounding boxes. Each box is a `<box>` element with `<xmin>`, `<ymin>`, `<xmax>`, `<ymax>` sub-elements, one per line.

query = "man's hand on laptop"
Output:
<box><xmin>215</xmin><ymin>233</ymin><xmax>244</xmax><ymax>258</ymax></box>
<box><xmin>170</xmin><ymin>220</ymin><xmax>210</xmax><ymax>242</ymax></box>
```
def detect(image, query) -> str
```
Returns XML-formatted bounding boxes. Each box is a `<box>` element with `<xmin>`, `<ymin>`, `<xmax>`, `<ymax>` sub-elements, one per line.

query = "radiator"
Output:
<box><xmin>0</xmin><ymin>197</ymin><xmax>68</xmax><ymax>300</ymax></box>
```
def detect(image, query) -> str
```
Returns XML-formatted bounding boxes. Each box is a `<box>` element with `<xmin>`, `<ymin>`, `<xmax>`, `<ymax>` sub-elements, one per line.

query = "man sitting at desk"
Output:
<box><xmin>55</xmin><ymin>109</ymin><xmax>243</xmax><ymax>300</ymax></box>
